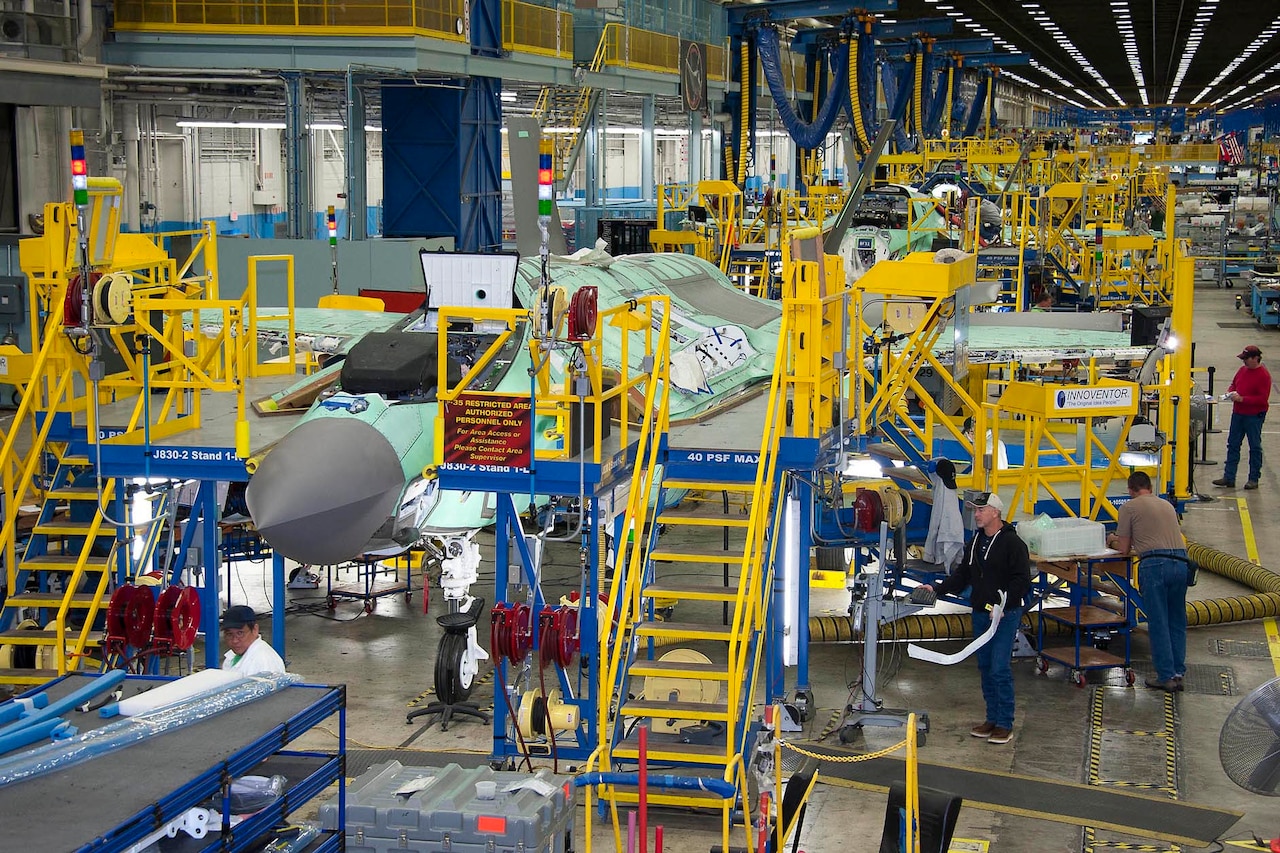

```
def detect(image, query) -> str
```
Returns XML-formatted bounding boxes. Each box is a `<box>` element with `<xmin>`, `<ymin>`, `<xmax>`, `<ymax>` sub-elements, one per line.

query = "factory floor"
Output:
<box><xmin>239</xmin><ymin>281</ymin><xmax>1278</xmax><ymax>853</ymax></box>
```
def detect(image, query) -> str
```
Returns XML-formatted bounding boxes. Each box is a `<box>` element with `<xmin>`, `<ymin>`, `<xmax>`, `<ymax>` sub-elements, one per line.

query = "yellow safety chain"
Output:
<box><xmin>778</xmin><ymin>738</ymin><xmax>908</xmax><ymax>762</ymax></box>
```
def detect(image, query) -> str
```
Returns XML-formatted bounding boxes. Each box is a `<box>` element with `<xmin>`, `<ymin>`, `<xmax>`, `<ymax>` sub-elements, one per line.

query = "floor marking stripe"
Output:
<box><xmin>1235</xmin><ymin>497</ymin><xmax>1259</xmax><ymax>565</ymax></box>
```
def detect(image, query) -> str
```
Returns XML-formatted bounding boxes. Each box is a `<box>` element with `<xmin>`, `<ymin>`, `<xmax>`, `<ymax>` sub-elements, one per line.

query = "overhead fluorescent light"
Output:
<box><xmin>176</xmin><ymin>120</ymin><xmax>286</xmax><ymax>129</ymax></box>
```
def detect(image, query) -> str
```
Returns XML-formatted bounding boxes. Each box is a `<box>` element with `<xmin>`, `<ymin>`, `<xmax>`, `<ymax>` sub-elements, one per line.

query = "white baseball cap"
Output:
<box><xmin>968</xmin><ymin>492</ymin><xmax>1005</xmax><ymax>514</ymax></box>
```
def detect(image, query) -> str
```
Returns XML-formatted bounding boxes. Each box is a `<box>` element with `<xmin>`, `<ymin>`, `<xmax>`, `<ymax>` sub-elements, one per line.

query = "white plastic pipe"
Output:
<box><xmin>105</xmin><ymin>669</ymin><xmax>245</xmax><ymax>718</ymax></box>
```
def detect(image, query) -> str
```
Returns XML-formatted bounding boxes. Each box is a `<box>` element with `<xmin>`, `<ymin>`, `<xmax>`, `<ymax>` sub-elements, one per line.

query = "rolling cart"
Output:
<box><xmin>325</xmin><ymin>555</ymin><xmax>414</xmax><ymax>613</ymax></box>
<box><xmin>1034</xmin><ymin>553</ymin><xmax>1137</xmax><ymax>687</ymax></box>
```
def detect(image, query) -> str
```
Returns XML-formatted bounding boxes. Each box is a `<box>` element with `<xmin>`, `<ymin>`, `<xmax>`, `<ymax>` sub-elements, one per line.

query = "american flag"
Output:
<box><xmin>1219</xmin><ymin>132</ymin><xmax>1245</xmax><ymax>166</ymax></box>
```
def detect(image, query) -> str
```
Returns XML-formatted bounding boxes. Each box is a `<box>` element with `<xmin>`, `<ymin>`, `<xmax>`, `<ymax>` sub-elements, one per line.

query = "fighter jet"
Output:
<box><xmin>243</xmin><ymin>248</ymin><xmax>783</xmax><ymax>568</ymax></box>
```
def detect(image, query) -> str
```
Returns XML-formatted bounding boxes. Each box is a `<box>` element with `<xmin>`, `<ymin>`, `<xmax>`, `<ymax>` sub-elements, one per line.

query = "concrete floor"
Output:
<box><xmin>224</xmin><ymin>280</ymin><xmax>1279</xmax><ymax>853</ymax></box>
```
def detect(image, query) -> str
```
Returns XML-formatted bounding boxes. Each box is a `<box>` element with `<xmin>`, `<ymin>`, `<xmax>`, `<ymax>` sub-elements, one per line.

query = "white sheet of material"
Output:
<box><xmin>113</xmin><ymin>669</ymin><xmax>247</xmax><ymax>717</ymax></box>
<box><xmin>922</xmin><ymin>472</ymin><xmax>964</xmax><ymax>572</ymax></box>
<box><xmin>908</xmin><ymin>593</ymin><xmax>1006</xmax><ymax>665</ymax></box>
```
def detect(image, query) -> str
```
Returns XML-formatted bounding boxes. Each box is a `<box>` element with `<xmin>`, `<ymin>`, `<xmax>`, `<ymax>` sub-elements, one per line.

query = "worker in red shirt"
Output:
<box><xmin>1214</xmin><ymin>345</ymin><xmax>1272</xmax><ymax>490</ymax></box>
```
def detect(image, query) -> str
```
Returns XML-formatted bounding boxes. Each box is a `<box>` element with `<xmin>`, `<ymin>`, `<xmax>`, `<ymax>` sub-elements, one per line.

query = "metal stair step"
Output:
<box><xmin>32</xmin><ymin>522</ymin><xmax>116</xmax><ymax>538</ymax></box>
<box><xmin>0</xmin><ymin>669</ymin><xmax>61</xmax><ymax>685</ymax></box>
<box><xmin>46</xmin><ymin>487</ymin><xmax>103</xmax><ymax>502</ymax></box>
<box><xmin>627</xmin><ymin>659</ymin><xmax>731</xmax><ymax>680</ymax></box>
<box><xmin>5</xmin><ymin>593</ymin><xmax>100</xmax><ymax>607</ymax></box>
<box><xmin>612</xmin><ymin>742</ymin><xmax>733</xmax><ymax>763</ymax></box>
<box><xmin>0</xmin><ymin>630</ymin><xmax>101</xmax><ymax>646</ymax></box>
<box><xmin>20</xmin><ymin>554</ymin><xmax>111</xmax><ymax>571</ymax></box>
<box><xmin>662</xmin><ymin>480</ymin><xmax>756</xmax><ymax>493</ymax></box>
<box><xmin>634</xmin><ymin>620</ymin><xmax>735</xmax><ymax>642</ymax></box>
<box><xmin>866</xmin><ymin>442</ymin><xmax>911</xmax><ymax>462</ymax></box>
<box><xmin>655</xmin><ymin>505</ymin><xmax>750</xmax><ymax>527</ymax></box>
<box><xmin>649</xmin><ymin>545</ymin><xmax>745</xmax><ymax>563</ymax></box>
<box><xmin>621</xmin><ymin>697</ymin><xmax>730</xmax><ymax>721</ymax></box>
<box><xmin>59</xmin><ymin>455</ymin><xmax>92</xmax><ymax>467</ymax></box>
<box><xmin>643</xmin><ymin>582</ymin><xmax>740</xmax><ymax>603</ymax></box>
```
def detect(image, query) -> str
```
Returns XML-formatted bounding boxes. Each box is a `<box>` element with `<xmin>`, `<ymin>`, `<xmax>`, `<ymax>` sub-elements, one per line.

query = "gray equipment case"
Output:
<box><xmin>320</xmin><ymin>761</ymin><xmax>576</xmax><ymax>853</ymax></box>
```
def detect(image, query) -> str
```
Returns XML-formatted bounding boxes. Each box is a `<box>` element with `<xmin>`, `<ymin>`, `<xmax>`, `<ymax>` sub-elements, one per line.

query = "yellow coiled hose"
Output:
<box><xmin>912</xmin><ymin>46</ymin><xmax>924</xmax><ymax>141</ymax></box>
<box><xmin>736</xmin><ymin>39</ymin><xmax>751</xmax><ymax>186</ymax></box>
<box><xmin>848</xmin><ymin>32</ymin><xmax>871</xmax><ymax>151</ymax></box>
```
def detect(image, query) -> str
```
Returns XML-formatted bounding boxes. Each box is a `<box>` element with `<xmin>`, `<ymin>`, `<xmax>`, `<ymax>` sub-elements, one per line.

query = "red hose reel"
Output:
<box><xmin>490</xmin><ymin>602</ymin><xmax>533</xmax><ymax>663</ymax></box>
<box><xmin>538</xmin><ymin>606</ymin><xmax>579</xmax><ymax>669</ymax></box>
<box><xmin>105</xmin><ymin>583</ymin><xmax>202</xmax><ymax>660</ymax></box>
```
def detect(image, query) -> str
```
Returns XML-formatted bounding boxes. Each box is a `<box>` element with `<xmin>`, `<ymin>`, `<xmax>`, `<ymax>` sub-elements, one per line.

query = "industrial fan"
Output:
<box><xmin>1219</xmin><ymin>675</ymin><xmax>1280</xmax><ymax>797</ymax></box>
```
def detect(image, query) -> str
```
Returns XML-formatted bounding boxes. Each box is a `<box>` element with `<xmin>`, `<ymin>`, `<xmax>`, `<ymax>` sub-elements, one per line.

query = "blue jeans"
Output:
<box><xmin>1139</xmin><ymin>551</ymin><xmax>1189</xmax><ymax>682</ymax></box>
<box><xmin>972</xmin><ymin>605</ymin><xmax>1024</xmax><ymax>729</ymax></box>
<box><xmin>1224</xmin><ymin>411</ymin><xmax>1266</xmax><ymax>483</ymax></box>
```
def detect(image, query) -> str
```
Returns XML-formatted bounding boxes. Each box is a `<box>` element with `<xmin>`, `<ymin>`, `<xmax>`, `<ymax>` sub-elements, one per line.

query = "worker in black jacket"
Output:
<box><xmin>922</xmin><ymin>492</ymin><xmax>1031</xmax><ymax>745</ymax></box>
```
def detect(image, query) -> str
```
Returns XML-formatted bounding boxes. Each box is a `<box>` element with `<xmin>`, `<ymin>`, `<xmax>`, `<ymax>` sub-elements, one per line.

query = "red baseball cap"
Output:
<box><xmin>1238</xmin><ymin>345</ymin><xmax>1263</xmax><ymax>360</ymax></box>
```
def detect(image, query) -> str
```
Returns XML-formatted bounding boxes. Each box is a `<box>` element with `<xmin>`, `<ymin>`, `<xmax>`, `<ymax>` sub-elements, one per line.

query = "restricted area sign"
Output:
<box><xmin>442</xmin><ymin>394</ymin><xmax>533</xmax><ymax>471</ymax></box>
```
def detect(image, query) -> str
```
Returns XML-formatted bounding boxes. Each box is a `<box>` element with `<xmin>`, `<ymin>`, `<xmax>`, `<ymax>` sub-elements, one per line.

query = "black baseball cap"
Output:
<box><xmin>934</xmin><ymin>458</ymin><xmax>958</xmax><ymax>490</ymax></box>
<box><xmin>220</xmin><ymin>605</ymin><xmax>258</xmax><ymax>630</ymax></box>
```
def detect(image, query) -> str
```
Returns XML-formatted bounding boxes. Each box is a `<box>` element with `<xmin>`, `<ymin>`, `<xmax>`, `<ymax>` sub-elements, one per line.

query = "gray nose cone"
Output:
<box><xmin>246</xmin><ymin>417</ymin><xmax>405</xmax><ymax>565</ymax></box>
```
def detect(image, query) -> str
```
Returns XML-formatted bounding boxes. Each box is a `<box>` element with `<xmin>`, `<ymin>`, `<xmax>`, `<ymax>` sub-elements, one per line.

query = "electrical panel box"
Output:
<box><xmin>320</xmin><ymin>761</ymin><xmax>575</xmax><ymax>853</ymax></box>
<box><xmin>0</xmin><ymin>277</ymin><xmax>25</xmax><ymax>323</ymax></box>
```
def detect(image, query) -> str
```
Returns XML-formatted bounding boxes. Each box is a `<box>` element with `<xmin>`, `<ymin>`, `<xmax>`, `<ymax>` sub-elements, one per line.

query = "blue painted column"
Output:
<box><xmin>345</xmin><ymin>73</ymin><xmax>368</xmax><ymax>240</ymax></box>
<box><xmin>283</xmin><ymin>72</ymin><xmax>312</xmax><ymax>240</ymax></box>
<box><xmin>201</xmin><ymin>483</ymin><xmax>221</xmax><ymax>669</ymax></box>
<box><xmin>272</xmin><ymin>551</ymin><xmax>286</xmax><ymax>659</ymax></box>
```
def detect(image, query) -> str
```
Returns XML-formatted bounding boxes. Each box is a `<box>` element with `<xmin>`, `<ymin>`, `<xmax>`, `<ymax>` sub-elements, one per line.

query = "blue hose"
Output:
<box><xmin>0</xmin><ymin>670</ymin><xmax>125</xmax><ymax>740</ymax></box>
<box><xmin>756</xmin><ymin>27</ymin><xmax>848</xmax><ymax>150</ymax></box>
<box><xmin>962</xmin><ymin>73</ymin><xmax>990</xmax><ymax>139</ymax></box>
<box><xmin>574</xmin><ymin>771</ymin><xmax>736</xmax><ymax>799</ymax></box>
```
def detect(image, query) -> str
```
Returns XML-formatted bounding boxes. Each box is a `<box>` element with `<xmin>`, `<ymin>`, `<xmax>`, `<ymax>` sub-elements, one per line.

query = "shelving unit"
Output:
<box><xmin>0</xmin><ymin>673</ymin><xmax>345</xmax><ymax>852</ymax></box>
<box><xmin>1034</xmin><ymin>554</ymin><xmax>1136</xmax><ymax>687</ymax></box>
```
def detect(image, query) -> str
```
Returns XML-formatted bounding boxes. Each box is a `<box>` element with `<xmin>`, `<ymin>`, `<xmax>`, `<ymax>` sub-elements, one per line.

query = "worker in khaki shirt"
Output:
<box><xmin>1108</xmin><ymin>472</ymin><xmax>1188</xmax><ymax>692</ymax></box>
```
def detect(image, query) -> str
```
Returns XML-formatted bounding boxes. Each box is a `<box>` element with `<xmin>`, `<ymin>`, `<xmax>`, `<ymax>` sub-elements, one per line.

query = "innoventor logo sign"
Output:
<box><xmin>1053</xmin><ymin>386</ymin><xmax>1134</xmax><ymax>411</ymax></box>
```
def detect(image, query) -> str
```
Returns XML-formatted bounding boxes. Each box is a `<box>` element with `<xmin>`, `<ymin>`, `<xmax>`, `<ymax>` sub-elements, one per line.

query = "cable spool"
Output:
<box><xmin>105</xmin><ymin>584</ymin><xmax>137</xmax><ymax>653</ymax></box>
<box><xmin>517</xmin><ymin>688</ymin><xmax>580</xmax><ymax>737</ymax></box>
<box><xmin>538</xmin><ymin>606</ymin><xmax>579</xmax><ymax>669</ymax></box>
<box><xmin>567</xmin><ymin>286</ymin><xmax>598</xmax><ymax>342</ymax></box>
<box><xmin>92</xmin><ymin>272</ymin><xmax>134</xmax><ymax>325</ymax></box>
<box><xmin>154</xmin><ymin>585</ymin><xmax>201</xmax><ymax>652</ymax></box>
<box><xmin>0</xmin><ymin>619</ymin><xmax>40</xmax><ymax>670</ymax></box>
<box><xmin>640</xmin><ymin>649</ymin><xmax>722</xmax><ymax>733</ymax></box>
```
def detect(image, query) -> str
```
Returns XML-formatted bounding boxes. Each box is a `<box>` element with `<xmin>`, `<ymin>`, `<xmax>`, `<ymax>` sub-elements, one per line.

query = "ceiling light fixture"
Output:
<box><xmin>1192</xmin><ymin>16</ymin><xmax>1280</xmax><ymax>103</ymax></box>
<box><xmin>1021</xmin><ymin>2</ymin><xmax>1126</xmax><ymax>106</ymax></box>
<box><xmin>1167</xmin><ymin>0</ymin><xmax>1218</xmax><ymax>102</ymax></box>
<box><xmin>1111</xmin><ymin>1</ymin><xmax>1149</xmax><ymax>105</ymax></box>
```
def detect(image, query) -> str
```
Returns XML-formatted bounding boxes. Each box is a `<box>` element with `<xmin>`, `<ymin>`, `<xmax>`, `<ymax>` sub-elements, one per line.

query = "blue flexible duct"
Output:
<box><xmin>757</xmin><ymin>27</ymin><xmax>848</xmax><ymax>149</ymax></box>
<box><xmin>925</xmin><ymin>60</ymin><xmax>949</xmax><ymax>138</ymax></box>
<box><xmin>853</xmin><ymin>29</ymin><xmax>877</xmax><ymax>140</ymax></box>
<box><xmin>962</xmin><ymin>71</ymin><xmax>990</xmax><ymax>138</ymax></box>
<box><xmin>881</xmin><ymin>60</ymin><xmax>916</xmax><ymax>152</ymax></box>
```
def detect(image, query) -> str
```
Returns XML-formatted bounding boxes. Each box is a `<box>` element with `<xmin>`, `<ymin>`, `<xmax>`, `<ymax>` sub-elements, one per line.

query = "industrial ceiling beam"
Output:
<box><xmin>880</xmin><ymin>37</ymin><xmax>993</xmax><ymax>60</ymax></box>
<box><xmin>725</xmin><ymin>0</ymin><xmax>894</xmax><ymax>28</ymax></box>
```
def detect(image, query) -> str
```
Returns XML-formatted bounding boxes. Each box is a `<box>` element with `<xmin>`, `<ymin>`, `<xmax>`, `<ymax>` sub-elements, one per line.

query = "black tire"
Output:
<box><xmin>815</xmin><ymin>547</ymin><xmax>847</xmax><ymax>574</ymax></box>
<box><xmin>435</xmin><ymin>631</ymin><xmax>473</xmax><ymax>703</ymax></box>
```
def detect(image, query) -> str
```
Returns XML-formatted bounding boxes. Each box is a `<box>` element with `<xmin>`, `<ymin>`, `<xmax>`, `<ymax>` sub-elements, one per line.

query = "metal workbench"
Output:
<box><xmin>0</xmin><ymin>674</ymin><xmax>345</xmax><ymax>852</ymax></box>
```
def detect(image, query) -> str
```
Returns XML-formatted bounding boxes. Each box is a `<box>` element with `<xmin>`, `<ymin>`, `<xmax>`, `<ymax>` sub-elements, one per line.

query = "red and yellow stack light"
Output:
<box><xmin>70</xmin><ymin>129</ymin><xmax>88</xmax><ymax>207</ymax></box>
<box><xmin>537</xmin><ymin>139</ymin><xmax>554</xmax><ymax>221</ymax></box>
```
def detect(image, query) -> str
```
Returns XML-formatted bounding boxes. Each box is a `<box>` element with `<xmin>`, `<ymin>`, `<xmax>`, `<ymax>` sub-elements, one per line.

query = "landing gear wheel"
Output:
<box><xmin>791</xmin><ymin>689</ymin><xmax>815</xmax><ymax>723</ymax></box>
<box><xmin>1125</xmin><ymin>669</ymin><xmax>1136</xmax><ymax>686</ymax></box>
<box><xmin>435</xmin><ymin>631</ymin><xmax>474</xmax><ymax>703</ymax></box>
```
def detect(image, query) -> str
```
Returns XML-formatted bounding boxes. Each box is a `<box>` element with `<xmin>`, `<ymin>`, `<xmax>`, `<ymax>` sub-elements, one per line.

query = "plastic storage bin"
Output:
<box><xmin>1020</xmin><ymin>517</ymin><xmax>1107</xmax><ymax>558</ymax></box>
<box><xmin>319</xmin><ymin>761</ymin><xmax>575</xmax><ymax>853</ymax></box>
